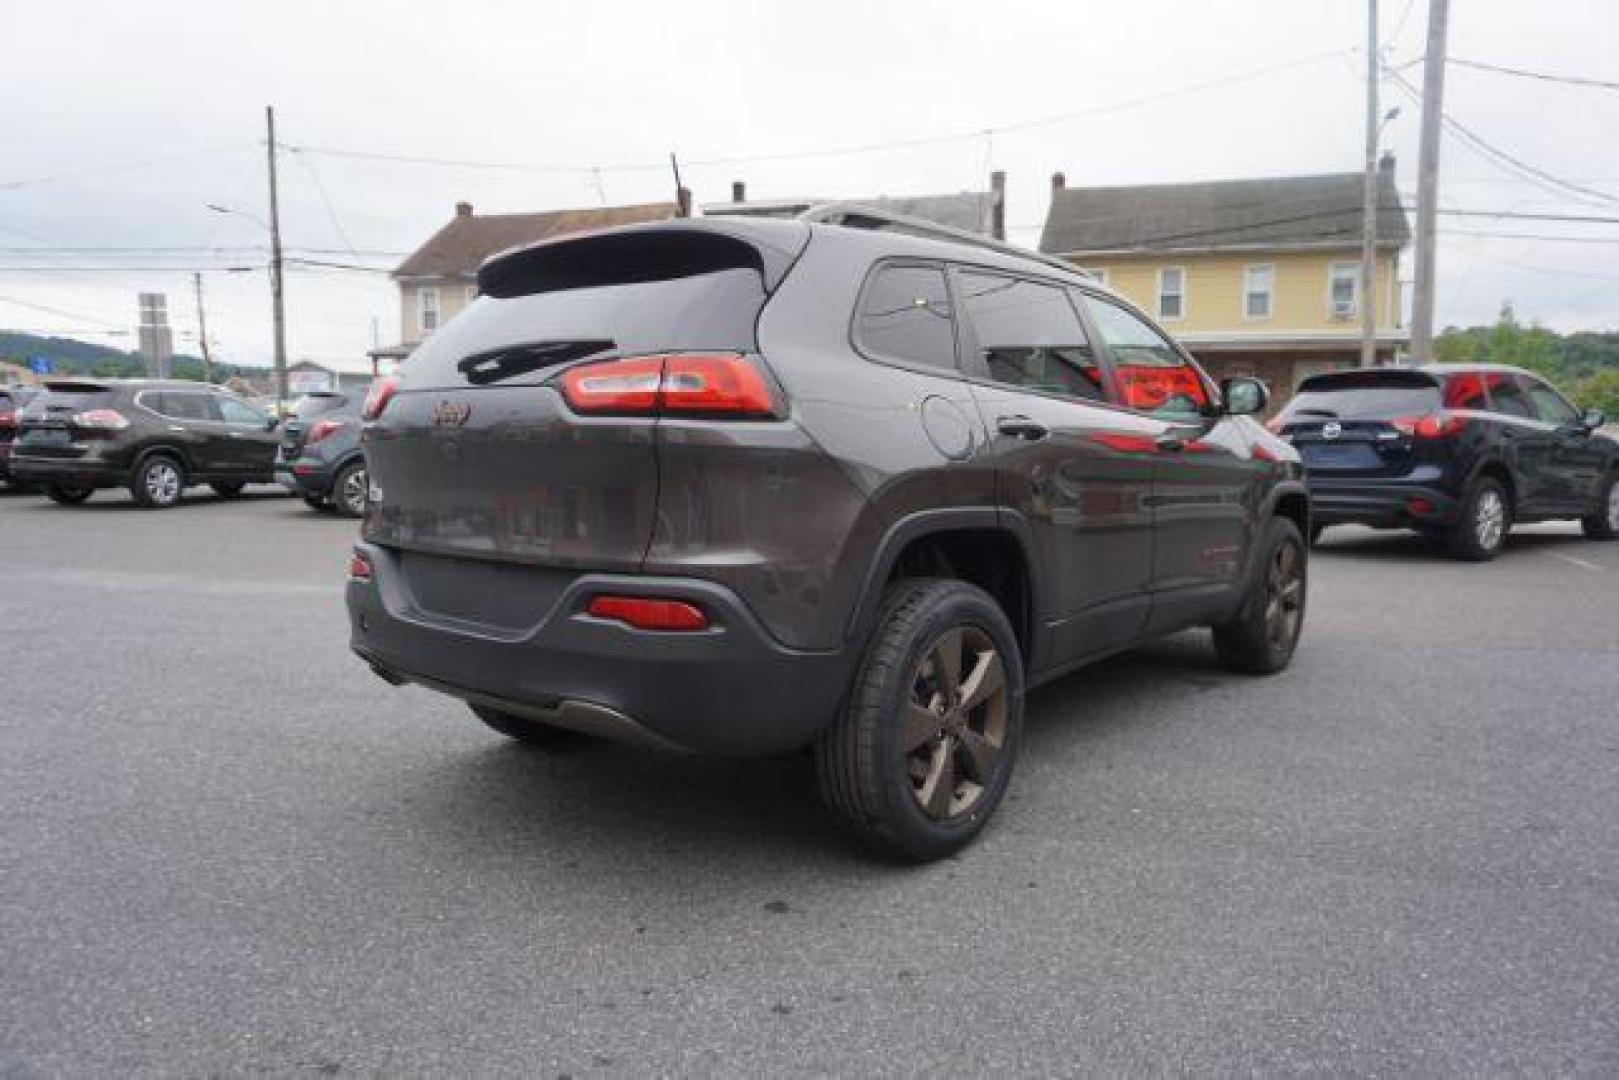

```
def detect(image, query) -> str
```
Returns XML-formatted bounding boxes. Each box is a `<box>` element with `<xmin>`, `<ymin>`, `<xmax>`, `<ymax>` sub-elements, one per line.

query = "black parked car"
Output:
<box><xmin>276</xmin><ymin>390</ymin><xmax>369</xmax><ymax>517</ymax></box>
<box><xmin>11</xmin><ymin>378</ymin><xmax>281</xmax><ymax>508</ymax></box>
<box><xmin>0</xmin><ymin>385</ymin><xmax>37</xmax><ymax>488</ymax></box>
<box><xmin>346</xmin><ymin>213</ymin><xmax>1309</xmax><ymax>860</ymax></box>
<box><xmin>1273</xmin><ymin>365</ymin><xmax>1617</xmax><ymax>559</ymax></box>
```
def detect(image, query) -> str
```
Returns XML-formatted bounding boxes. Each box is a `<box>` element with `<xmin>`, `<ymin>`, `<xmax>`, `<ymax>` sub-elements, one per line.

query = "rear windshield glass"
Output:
<box><xmin>24</xmin><ymin>388</ymin><xmax>114</xmax><ymax>415</ymax></box>
<box><xmin>292</xmin><ymin>393</ymin><xmax>351</xmax><ymax>419</ymax></box>
<box><xmin>400</xmin><ymin>268</ymin><xmax>766</xmax><ymax>388</ymax></box>
<box><xmin>1283</xmin><ymin>374</ymin><xmax>1440</xmax><ymax>421</ymax></box>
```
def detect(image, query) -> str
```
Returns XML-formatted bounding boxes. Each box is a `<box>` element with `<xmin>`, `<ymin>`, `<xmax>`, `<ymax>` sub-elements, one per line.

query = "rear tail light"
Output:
<box><xmin>1391</xmin><ymin>412</ymin><xmax>1468</xmax><ymax>440</ymax></box>
<box><xmin>586</xmin><ymin>595</ymin><xmax>709</xmax><ymax>632</ymax></box>
<box><xmin>0</xmin><ymin>410</ymin><xmax>14</xmax><ymax>429</ymax></box>
<box><xmin>561</xmin><ymin>354</ymin><xmax>776</xmax><ymax>418</ymax></box>
<box><xmin>362</xmin><ymin>376</ymin><xmax>400</xmax><ymax>421</ymax></box>
<box><xmin>347</xmin><ymin>550</ymin><xmax>373</xmax><ymax>582</ymax></box>
<box><xmin>307</xmin><ymin>418</ymin><xmax>345</xmax><ymax>444</ymax></box>
<box><xmin>72</xmin><ymin>408</ymin><xmax>129</xmax><ymax>431</ymax></box>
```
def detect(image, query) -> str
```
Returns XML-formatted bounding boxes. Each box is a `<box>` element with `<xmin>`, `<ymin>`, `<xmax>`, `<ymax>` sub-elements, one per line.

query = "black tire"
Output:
<box><xmin>131</xmin><ymin>454</ymin><xmax>185</xmax><ymax>509</ymax></box>
<box><xmin>210</xmin><ymin>480</ymin><xmax>246</xmax><ymax>499</ymax></box>
<box><xmin>471</xmin><ymin>703</ymin><xmax>577</xmax><ymax>746</ymax></box>
<box><xmin>1445</xmin><ymin>476</ymin><xmax>1511</xmax><ymax>561</ymax></box>
<box><xmin>332</xmin><ymin>460</ymin><xmax>368</xmax><ymax>519</ymax></box>
<box><xmin>45</xmin><ymin>485</ymin><xmax>93</xmax><ymax>506</ymax></box>
<box><xmin>1581</xmin><ymin>472</ymin><xmax>1618</xmax><ymax>540</ymax></box>
<box><xmin>302</xmin><ymin>493</ymin><xmax>331</xmax><ymax>511</ymax></box>
<box><xmin>1213</xmin><ymin>516</ymin><xmax>1307</xmax><ymax>675</ymax></box>
<box><xmin>815</xmin><ymin>578</ymin><xmax>1025</xmax><ymax>863</ymax></box>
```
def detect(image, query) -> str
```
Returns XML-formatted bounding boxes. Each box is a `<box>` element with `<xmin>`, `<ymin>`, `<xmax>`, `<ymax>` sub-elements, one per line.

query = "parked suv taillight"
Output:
<box><xmin>307</xmin><ymin>418</ymin><xmax>346</xmax><ymax>444</ymax></box>
<box><xmin>561</xmin><ymin>354</ymin><xmax>777</xmax><ymax>418</ymax></box>
<box><xmin>72</xmin><ymin>408</ymin><xmax>129</xmax><ymax>431</ymax></box>
<box><xmin>1391</xmin><ymin>412</ymin><xmax>1468</xmax><ymax>440</ymax></box>
<box><xmin>362</xmin><ymin>376</ymin><xmax>400</xmax><ymax>421</ymax></box>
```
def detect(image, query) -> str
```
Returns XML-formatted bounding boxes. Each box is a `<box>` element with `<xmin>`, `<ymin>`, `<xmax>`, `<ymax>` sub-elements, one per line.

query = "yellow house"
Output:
<box><xmin>371</xmin><ymin>200</ymin><xmax>679</xmax><ymax>366</ymax></box>
<box><xmin>1039</xmin><ymin>160</ymin><xmax>1410</xmax><ymax>403</ymax></box>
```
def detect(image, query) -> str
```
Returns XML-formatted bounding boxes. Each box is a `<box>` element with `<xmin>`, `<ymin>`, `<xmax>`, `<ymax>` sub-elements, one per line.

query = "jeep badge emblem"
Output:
<box><xmin>1321</xmin><ymin>421</ymin><xmax>1342</xmax><ymax>440</ymax></box>
<box><xmin>432</xmin><ymin>400</ymin><xmax>471</xmax><ymax>427</ymax></box>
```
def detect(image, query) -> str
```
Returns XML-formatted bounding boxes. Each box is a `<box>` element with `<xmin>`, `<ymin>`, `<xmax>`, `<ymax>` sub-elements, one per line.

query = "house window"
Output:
<box><xmin>1156</xmin><ymin>267</ymin><xmax>1185</xmax><ymax>320</ymax></box>
<box><xmin>1243</xmin><ymin>264</ymin><xmax>1274</xmax><ymax>320</ymax></box>
<box><xmin>1328</xmin><ymin>263</ymin><xmax>1360</xmax><ymax>320</ymax></box>
<box><xmin>1076</xmin><ymin>268</ymin><xmax>1108</xmax><ymax>285</ymax></box>
<box><xmin>420</xmin><ymin>287</ymin><xmax>440</xmax><ymax>334</ymax></box>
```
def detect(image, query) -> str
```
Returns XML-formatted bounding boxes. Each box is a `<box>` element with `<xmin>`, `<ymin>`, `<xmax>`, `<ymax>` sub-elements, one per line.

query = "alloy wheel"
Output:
<box><xmin>902</xmin><ymin>626</ymin><xmax>1008</xmax><ymax>821</ymax></box>
<box><xmin>1475</xmin><ymin>488</ymin><xmax>1506</xmax><ymax>550</ymax></box>
<box><xmin>1264</xmin><ymin>540</ymin><xmax>1305</xmax><ymax>650</ymax></box>
<box><xmin>340</xmin><ymin>467</ymin><xmax>368</xmax><ymax>515</ymax></box>
<box><xmin>146</xmin><ymin>461</ymin><xmax>180</xmax><ymax>505</ymax></box>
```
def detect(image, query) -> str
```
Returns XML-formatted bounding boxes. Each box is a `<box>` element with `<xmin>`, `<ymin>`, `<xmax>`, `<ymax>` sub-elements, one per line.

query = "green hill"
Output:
<box><xmin>0</xmin><ymin>330</ymin><xmax>264</xmax><ymax>383</ymax></box>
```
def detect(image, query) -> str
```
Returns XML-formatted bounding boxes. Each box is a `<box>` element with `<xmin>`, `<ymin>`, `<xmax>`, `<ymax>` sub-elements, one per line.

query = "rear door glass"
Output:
<box><xmin>956</xmin><ymin>271</ymin><xmax>1105</xmax><ymax>401</ymax></box>
<box><xmin>1441</xmin><ymin>372</ymin><xmax>1489</xmax><ymax>410</ymax></box>
<box><xmin>1484</xmin><ymin>373</ymin><xmax>1535</xmax><ymax>419</ymax></box>
<box><xmin>856</xmin><ymin>264</ymin><xmax>959</xmax><ymax>372</ymax></box>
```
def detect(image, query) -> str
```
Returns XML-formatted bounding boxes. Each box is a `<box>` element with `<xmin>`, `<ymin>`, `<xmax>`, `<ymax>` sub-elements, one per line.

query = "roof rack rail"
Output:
<box><xmin>797</xmin><ymin>202</ymin><xmax>1084</xmax><ymax>278</ymax></box>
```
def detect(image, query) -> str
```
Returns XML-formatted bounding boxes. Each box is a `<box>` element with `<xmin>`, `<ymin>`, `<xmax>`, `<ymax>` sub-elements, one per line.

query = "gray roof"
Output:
<box><xmin>1040</xmin><ymin>169</ymin><xmax>1410</xmax><ymax>255</ymax></box>
<box><xmin>706</xmin><ymin>191</ymin><xmax>997</xmax><ymax>236</ymax></box>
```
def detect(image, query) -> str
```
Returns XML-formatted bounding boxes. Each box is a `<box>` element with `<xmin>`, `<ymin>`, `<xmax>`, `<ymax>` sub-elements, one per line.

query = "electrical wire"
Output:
<box><xmin>1450</xmin><ymin>56</ymin><xmax>1619</xmax><ymax>93</ymax></box>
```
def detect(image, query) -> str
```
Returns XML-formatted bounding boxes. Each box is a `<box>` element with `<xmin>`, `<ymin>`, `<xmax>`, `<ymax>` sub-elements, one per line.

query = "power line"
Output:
<box><xmin>1441</xmin><ymin>229</ymin><xmax>1619</xmax><ymax>243</ymax></box>
<box><xmin>0</xmin><ymin>294</ymin><xmax>126</xmax><ymax>328</ymax></box>
<box><xmin>1450</xmin><ymin>56</ymin><xmax>1619</xmax><ymax>92</ymax></box>
<box><xmin>0</xmin><ymin>145</ymin><xmax>252</xmax><ymax>192</ymax></box>
<box><xmin>284</xmin><ymin>49</ymin><xmax>1347</xmax><ymax>176</ymax></box>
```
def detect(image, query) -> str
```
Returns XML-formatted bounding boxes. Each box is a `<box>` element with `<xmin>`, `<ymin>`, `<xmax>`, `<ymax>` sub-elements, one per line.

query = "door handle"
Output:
<box><xmin>997</xmin><ymin>415</ymin><xmax>1048</xmax><ymax>441</ymax></box>
<box><xmin>1155</xmin><ymin>432</ymin><xmax>1187</xmax><ymax>452</ymax></box>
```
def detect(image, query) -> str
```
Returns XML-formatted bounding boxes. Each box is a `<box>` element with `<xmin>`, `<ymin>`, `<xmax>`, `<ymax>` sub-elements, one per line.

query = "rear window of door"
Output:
<box><xmin>1519</xmin><ymin>375</ymin><xmax>1580</xmax><ymax>426</ymax></box>
<box><xmin>1483</xmin><ymin>373</ymin><xmax>1535</xmax><ymax>420</ymax></box>
<box><xmin>855</xmin><ymin>264</ymin><xmax>959</xmax><ymax>372</ymax></box>
<box><xmin>955</xmin><ymin>271</ymin><xmax>1106</xmax><ymax>402</ymax></box>
<box><xmin>1441</xmin><ymin>371</ymin><xmax>1489</xmax><ymax>410</ymax></box>
<box><xmin>217</xmin><ymin>397</ymin><xmax>266</xmax><ymax>425</ymax></box>
<box><xmin>155</xmin><ymin>391</ymin><xmax>220</xmax><ymax>422</ymax></box>
<box><xmin>1082</xmin><ymin>296</ymin><xmax>1211</xmax><ymax>419</ymax></box>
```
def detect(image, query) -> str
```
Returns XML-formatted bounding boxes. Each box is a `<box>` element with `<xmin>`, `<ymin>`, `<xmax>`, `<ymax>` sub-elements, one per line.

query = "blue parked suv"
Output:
<box><xmin>276</xmin><ymin>390</ymin><xmax>369</xmax><ymax>517</ymax></box>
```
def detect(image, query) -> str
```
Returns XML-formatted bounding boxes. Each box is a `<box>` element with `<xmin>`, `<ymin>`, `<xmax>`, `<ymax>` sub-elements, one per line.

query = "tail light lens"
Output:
<box><xmin>73</xmin><ymin>408</ymin><xmax>129</xmax><ymax>431</ymax></box>
<box><xmin>586</xmin><ymin>595</ymin><xmax>709</xmax><ymax>632</ymax></box>
<box><xmin>1391</xmin><ymin>412</ymin><xmax>1468</xmax><ymax>440</ymax></box>
<box><xmin>362</xmin><ymin>376</ymin><xmax>400</xmax><ymax>421</ymax></box>
<box><xmin>307</xmin><ymin>418</ymin><xmax>345</xmax><ymax>444</ymax></box>
<box><xmin>347</xmin><ymin>550</ymin><xmax>373</xmax><ymax>582</ymax></box>
<box><xmin>561</xmin><ymin>354</ymin><xmax>776</xmax><ymax>418</ymax></box>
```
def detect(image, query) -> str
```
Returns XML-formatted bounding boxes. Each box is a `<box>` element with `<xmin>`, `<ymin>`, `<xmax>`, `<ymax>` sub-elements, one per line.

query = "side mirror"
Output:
<box><xmin>1581</xmin><ymin>408</ymin><xmax>1607</xmax><ymax>431</ymax></box>
<box><xmin>1221</xmin><ymin>376</ymin><xmax>1269</xmax><ymax>417</ymax></box>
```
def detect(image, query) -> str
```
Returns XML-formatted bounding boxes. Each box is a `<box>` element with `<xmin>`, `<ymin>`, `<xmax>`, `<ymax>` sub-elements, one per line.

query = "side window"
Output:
<box><xmin>957</xmin><ymin>271</ymin><xmax>1105</xmax><ymax>402</ymax></box>
<box><xmin>1484</xmin><ymin>373</ymin><xmax>1534</xmax><ymax>420</ymax></box>
<box><xmin>1442</xmin><ymin>372</ymin><xmax>1489</xmax><ymax>410</ymax></box>
<box><xmin>162</xmin><ymin>392</ymin><xmax>215</xmax><ymax>422</ymax></box>
<box><xmin>1083</xmin><ymin>297</ymin><xmax>1211</xmax><ymax>418</ymax></box>
<box><xmin>1520</xmin><ymin>376</ymin><xmax>1579</xmax><ymax>427</ymax></box>
<box><xmin>855</xmin><ymin>264</ymin><xmax>958</xmax><ymax>372</ymax></box>
<box><xmin>217</xmin><ymin>397</ymin><xmax>266</xmax><ymax>425</ymax></box>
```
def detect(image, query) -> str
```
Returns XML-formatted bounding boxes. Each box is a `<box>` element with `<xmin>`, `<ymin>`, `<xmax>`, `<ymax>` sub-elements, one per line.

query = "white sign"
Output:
<box><xmin>288</xmin><ymin>368</ymin><xmax>332</xmax><ymax>394</ymax></box>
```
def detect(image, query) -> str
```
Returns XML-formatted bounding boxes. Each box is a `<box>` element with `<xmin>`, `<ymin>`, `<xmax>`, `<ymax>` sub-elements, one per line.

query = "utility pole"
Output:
<box><xmin>1410</xmin><ymin>0</ymin><xmax>1450</xmax><ymax>359</ymax></box>
<box><xmin>193</xmin><ymin>272</ymin><xmax>213</xmax><ymax>385</ymax></box>
<box><xmin>1359</xmin><ymin>0</ymin><xmax>1380</xmax><ymax>368</ymax></box>
<box><xmin>669</xmin><ymin>151</ymin><xmax>691</xmax><ymax>218</ymax></box>
<box><xmin>266</xmin><ymin>105</ymin><xmax>288</xmax><ymax>407</ymax></box>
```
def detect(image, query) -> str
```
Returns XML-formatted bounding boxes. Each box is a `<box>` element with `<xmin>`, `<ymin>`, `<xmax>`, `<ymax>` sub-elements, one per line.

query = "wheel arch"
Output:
<box><xmin>133</xmin><ymin>442</ymin><xmax>195</xmax><ymax>478</ymax></box>
<box><xmin>846</xmin><ymin>508</ymin><xmax>1042</xmax><ymax>669</ymax></box>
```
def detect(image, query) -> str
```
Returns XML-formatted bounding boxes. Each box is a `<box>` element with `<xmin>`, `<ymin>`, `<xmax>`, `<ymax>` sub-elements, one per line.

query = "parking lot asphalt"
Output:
<box><xmin>2</xmin><ymin>486</ymin><xmax>1617</xmax><ymax>1076</ymax></box>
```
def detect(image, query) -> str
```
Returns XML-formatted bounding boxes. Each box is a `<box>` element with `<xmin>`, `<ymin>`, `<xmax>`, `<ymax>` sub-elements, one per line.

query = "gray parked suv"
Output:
<box><xmin>275</xmin><ymin>390</ymin><xmax>369</xmax><ymax>517</ymax></box>
<box><xmin>347</xmin><ymin>212</ymin><xmax>1309</xmax><ymax>859</ymax></box>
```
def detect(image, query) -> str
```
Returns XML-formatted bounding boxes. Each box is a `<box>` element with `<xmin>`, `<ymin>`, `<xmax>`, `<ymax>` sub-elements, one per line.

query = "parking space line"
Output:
<box><xmin>1544</xmin><ymin>551</ymin><xmax>1605</xmax><ymax>573</ymax></box>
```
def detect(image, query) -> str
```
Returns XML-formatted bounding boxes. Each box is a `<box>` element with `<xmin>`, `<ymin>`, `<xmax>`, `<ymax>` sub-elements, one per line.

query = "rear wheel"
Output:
<box><xmin>1581</xmin><ymin>473</ymin><xmax>1618</xmax><ymax>540</ymax></box>
<box><xmin>1213</xmin><ymin>516</ymin><xmax>1307</xmax><ymax>675</ymax></box>
<box><xmin>210</xmin><ymin>480</ymin><xmax>246</xmax><ymax>498</ymax></box>
<box><xmin>131</xmin><ymin>455</ymin><xmax>185</xmax><ymax>509</ymax></box>
<box><xmin>46</xmin><ymin>485</ymin><xmax>93</xmax><ymax>506</ymax></box>
<box><xmin>1446</xmin><ymin>477</ymin><xmax>1510</xmax><ymax>561</ymax></box>
<box><xmin>816</xmin><ymin>578</ymin><xmax>1024</xmax><ymax>862</ymax></box>
<box><xmin>471</xmin><ymin>704</ymin><xmax>577</xmax><ymax>746</ymax></box>
<box><xmin>332</xmin><ymin>460</ymin><xmax>368</xmax><ymax>518</ymax></box>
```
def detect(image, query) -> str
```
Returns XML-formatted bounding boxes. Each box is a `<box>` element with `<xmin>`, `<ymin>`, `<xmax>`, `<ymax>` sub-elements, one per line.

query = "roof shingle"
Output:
<box><xmin>1039</xmin><ymin>169</ymin><xmax>1409</xmax><ymax>255</ymax></box>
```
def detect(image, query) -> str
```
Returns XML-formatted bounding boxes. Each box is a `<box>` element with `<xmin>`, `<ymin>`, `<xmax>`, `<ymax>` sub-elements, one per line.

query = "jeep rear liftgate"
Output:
<box><xmin>361</xmin><ymin>223</ymin><xmax>808</xmax><ymax>571</ymax></box>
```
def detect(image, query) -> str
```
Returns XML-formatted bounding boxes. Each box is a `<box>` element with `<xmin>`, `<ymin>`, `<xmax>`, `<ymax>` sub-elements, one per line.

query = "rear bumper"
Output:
<box><xmin>1308</xmin><ymin>477</ymin><xmax>1461</xmax><ymax>527</ymax></box>
<box><xmin>8</xmin><ymin>454</ymin><xmax>126</xmax><ymax>489</ymax></box>
<box><xmin>278</xmin><ymin>458</ymin><xmax>338</xmax><ymax>497</ymax></box>
<box><xmin>346</xmin><ymin>542</ymin><xmax>854</xmax><ymax>757</ymax></box>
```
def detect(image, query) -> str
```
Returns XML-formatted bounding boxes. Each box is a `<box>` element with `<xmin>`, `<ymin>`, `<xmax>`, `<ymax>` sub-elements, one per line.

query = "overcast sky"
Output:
<box><xmin>2</xmin><ymin>0</ymin><xmax>1616</xmax><ymax>370</ymax></box>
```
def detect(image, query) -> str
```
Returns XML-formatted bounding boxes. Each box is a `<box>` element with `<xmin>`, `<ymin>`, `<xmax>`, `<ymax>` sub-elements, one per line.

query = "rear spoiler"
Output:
<box><xmin>41</xmin><ymin>379</ymin><xmax>113</xmax><ymax>393</ymax></box>
<box><xmin>1297</xmin><ymin>369</ymin><xmax>1440</xmax><ymax>393</ymax></box>
<box><xmin>478</xmin><ymin>218</ymin><xmax>810</xmax><ymax>299</ymax></box>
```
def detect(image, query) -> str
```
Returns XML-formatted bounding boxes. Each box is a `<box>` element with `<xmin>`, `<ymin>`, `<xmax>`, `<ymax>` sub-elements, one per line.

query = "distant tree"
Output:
<box><xmin>1572</xmin><ymin>369</ymin><xmax>1619</xmax><ymax>417</ymax></box>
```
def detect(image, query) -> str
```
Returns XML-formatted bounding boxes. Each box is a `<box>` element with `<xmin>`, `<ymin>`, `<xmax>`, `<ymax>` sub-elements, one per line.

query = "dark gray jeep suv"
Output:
<box><xmin>347</xmin><ymin>212</ymin><xmax>1309</xmax><ymax>859</ymax></box>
